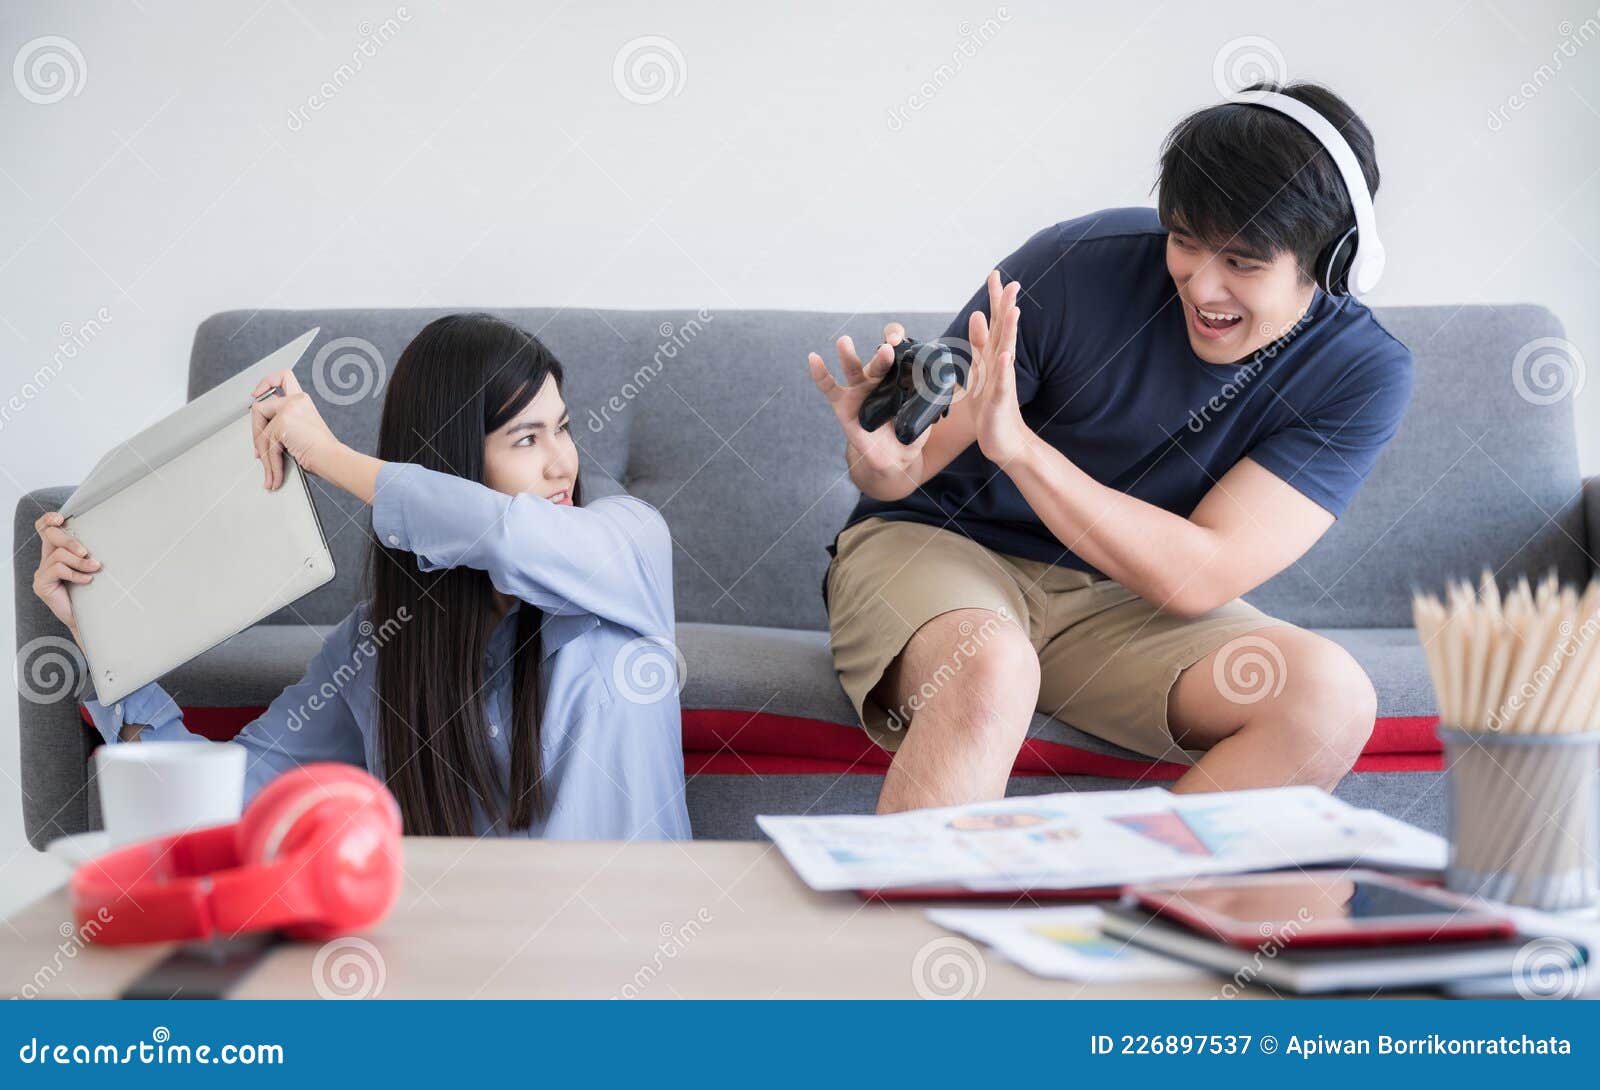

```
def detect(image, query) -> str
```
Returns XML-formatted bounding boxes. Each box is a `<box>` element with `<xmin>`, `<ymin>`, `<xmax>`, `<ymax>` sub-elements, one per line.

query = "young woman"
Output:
<box><xmin>32</xmin><ymin>313</ymin><xmax>690</xmax><ymax>840</ymax></box>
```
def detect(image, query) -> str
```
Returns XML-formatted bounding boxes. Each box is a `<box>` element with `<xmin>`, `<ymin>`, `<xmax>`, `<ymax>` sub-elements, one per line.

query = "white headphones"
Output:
<box><xmin>1239</xmin><ymin>89</ymin><xmax>1386</xmax><ymax>298</ymax></box>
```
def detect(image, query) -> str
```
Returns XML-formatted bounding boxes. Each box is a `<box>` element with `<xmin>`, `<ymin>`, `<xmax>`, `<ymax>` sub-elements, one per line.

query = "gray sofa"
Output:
<box><xmin>15</xmin><ymin>304</ymin><xmax>1595</xmax><ymax>850</ymax></box>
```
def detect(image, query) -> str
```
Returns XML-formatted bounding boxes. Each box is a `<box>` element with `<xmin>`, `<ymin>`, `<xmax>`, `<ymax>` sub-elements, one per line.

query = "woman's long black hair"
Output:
<box><xmin>366</xmin><ymin>313</ymin><xmax>581</xmax><ymax>836</ymax></box>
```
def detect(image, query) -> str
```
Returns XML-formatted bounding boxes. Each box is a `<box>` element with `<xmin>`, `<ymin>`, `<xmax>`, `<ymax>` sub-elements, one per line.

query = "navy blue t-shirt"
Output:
<box><xmin>830</xmin><ymin>207</ymin><xmax>1414</xmax><ymax>573</ymax></box>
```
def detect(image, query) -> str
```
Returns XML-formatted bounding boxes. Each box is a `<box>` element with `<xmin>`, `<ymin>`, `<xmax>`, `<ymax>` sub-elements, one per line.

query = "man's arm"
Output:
<box><xmin>1004</xmin><ymin>446</ymin><xmax>1333</xmax><ymax>617</ymax></box>
<box><xmin>959</xmin><ymin>283</ymin><xmax>1334</xmax><ymax>617</ymax></box>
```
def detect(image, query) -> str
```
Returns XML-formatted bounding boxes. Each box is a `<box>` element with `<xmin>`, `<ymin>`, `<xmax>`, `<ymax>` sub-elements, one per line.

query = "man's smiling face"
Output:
<box><xmin>1165</xmin><ymin>224</ymin><xmax>1318</xmax><ymax>366</ymax></box>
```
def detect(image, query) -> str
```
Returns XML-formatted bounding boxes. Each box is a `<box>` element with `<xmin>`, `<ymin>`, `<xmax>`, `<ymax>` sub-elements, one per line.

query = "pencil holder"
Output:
<box><xmin>1438</xmin><ymin>726</ymin><xmax>1600</xmax><ymax>914</ymax></box>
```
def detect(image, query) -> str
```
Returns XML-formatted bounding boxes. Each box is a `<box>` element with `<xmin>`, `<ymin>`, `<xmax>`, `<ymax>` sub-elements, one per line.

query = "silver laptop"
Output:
<box><xmin>63</xmin><ymin>328</ymin><xmax>337</xmax><ymax>705</ymax></box>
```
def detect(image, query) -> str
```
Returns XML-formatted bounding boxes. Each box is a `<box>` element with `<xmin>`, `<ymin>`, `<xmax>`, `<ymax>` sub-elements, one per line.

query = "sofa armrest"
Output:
<box><xmin>1587</xmin><ymin>475</ymin><xmax>1600</xmax><ymax>577</ymax></box>
<box><xmin>12</xmin><ymin>486</ymin><xmax>99</xmax><ymax>851</ymax></box>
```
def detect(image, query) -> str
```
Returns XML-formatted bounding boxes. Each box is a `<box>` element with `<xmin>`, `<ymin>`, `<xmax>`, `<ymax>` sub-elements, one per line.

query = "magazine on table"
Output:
<box><xmin>757</xmin><ymin>786</ymin><xmax>1447</xmax><ymax>893</ymax></box>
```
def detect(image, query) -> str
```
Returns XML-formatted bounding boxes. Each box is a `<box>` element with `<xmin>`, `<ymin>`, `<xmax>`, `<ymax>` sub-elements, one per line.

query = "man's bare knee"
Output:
<box><xmin>874</xmin><ymin>608</ymin><xmax>1039</xmax><ymax>735</ymax></box>
<box><xmin>871</xmin><ymin>609</ymin><xmax>1038</xmax><ymax>812</ymax></box>
<box><xmin>1185</xmin><ymin>628</ymin><xmax>1376</xmax><ymax>789</ymax></box>
<box><xmin>1271</xmin><ymin>637</ymin><xmax>1377</xmax><ymax>786</ymax></box>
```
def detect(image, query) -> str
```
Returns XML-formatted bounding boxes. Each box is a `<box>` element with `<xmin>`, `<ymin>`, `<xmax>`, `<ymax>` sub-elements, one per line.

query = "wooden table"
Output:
<box><xmin>2</xmin><ymin>838</ymin><xmax>1256</xmax><ymax>999</ymax></box>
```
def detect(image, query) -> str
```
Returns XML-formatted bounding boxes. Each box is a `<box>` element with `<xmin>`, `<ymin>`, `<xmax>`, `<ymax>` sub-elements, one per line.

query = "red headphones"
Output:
<box><xmin>71</xmin><ymin>763</ymin><xmax>403</xmax><ymax>945</ymax></box>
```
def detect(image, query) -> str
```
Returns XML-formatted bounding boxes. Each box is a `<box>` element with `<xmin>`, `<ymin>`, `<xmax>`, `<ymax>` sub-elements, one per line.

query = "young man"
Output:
<box><xmin>809</xmin><ymin>82</ymin><xmax>1413</xmax><ymax>813</ymax></box>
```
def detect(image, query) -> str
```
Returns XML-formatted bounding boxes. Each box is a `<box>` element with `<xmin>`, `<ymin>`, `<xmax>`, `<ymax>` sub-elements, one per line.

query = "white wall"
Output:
<box><xmin>2</xmin><ymin>0</ymin><xmax>1597</xmax><ymax>882</ymax></box>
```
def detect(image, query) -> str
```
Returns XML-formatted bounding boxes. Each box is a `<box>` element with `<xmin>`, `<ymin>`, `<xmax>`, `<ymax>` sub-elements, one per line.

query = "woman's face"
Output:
<box><xmin>482</xmin><ymin>375</ymin><xmax>578</xmax><ymax>505</ymax></box>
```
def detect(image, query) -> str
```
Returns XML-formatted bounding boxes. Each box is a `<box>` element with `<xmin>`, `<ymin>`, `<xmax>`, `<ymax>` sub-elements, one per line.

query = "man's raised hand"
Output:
<box><xmin>966</xmin><ymin>272</ymin><xmax>1031</xmax><ymax>466</ymax></box>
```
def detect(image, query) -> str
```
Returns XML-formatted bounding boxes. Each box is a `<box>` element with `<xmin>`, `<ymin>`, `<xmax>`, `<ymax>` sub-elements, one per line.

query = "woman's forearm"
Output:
<box><xmin>315</xmin><ymin>443</ymin><xmax>385</xmax><ymax>505</ymax></box>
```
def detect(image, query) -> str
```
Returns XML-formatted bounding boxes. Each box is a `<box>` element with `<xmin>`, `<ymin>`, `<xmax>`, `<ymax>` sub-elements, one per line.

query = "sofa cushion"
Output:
<box><xmin>96</xmin><ymin>621</ymin><xmax>1445</xmax><ymax>776</ymax></box>
<box><xmin>679</xmin><ymin>623</ymin><xmax>1443</xmax><ymax>773</ymax></box>
<box><xmin>677</xmin><ymin>620</ymin><xmax>1438</xmax><ymax>724</ymax></box>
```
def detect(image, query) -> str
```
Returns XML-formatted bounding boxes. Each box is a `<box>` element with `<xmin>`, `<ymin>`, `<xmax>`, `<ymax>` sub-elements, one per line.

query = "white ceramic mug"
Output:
<box><xmin>94</xmin><ymin>741</ymin><xmax>247</xmax><ymax>848</ymax></box>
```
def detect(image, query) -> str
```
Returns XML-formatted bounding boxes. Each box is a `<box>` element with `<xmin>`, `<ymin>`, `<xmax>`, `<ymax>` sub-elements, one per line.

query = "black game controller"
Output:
<box><xmin>856</xmin><ymin>337</ymin><xmax>963</xmax><ymax>445</ymax></box>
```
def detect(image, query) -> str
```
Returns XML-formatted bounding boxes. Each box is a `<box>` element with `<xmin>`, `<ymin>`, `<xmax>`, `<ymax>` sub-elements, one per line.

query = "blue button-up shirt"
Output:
<box><xmin>81</xmin><ymin>461</ymin><xmax>691</xmax><ymax>841</ymax></box>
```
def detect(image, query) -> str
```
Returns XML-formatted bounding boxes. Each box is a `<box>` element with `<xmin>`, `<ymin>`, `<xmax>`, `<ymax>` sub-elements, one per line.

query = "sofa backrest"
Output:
<box><xmin>190</xmin><ymin>304</ymin><xmax>1586</xmax><ymax>631</ymax></box>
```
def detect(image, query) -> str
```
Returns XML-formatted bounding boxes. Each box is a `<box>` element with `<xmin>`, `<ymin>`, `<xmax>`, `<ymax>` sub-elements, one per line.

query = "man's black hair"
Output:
<box><xmin>1155</xmin><ymin>81</ymin><xmax>1379</xmax><ymax>283</ymax></box>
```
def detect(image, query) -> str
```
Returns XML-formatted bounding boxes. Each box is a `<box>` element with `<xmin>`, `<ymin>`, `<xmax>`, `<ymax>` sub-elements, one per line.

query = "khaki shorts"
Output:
<box><xmin>824</xmin><ymin>517</ymin><xmax>1294</xmax><ymax>765</ymax></box>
